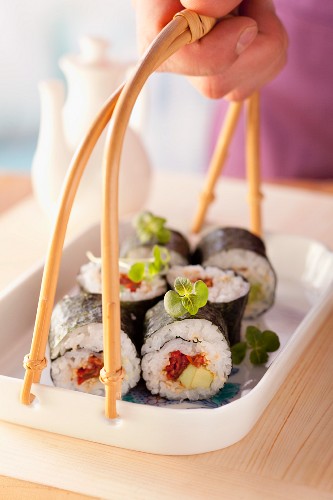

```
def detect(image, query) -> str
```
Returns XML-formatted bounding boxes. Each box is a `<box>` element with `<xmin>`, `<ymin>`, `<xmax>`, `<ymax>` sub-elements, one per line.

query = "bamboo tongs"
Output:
<box><xmin>191</xmin><ymin>92</ymin><xmax>263</xmax><ymax>235</ymax></box>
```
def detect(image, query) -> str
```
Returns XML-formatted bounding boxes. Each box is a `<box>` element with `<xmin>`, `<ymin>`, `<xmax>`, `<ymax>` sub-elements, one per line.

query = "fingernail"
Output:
<box><xmin>236</xmin><ymin>26</ymin><xmax>258</xmax><ymax>55</ymax></box>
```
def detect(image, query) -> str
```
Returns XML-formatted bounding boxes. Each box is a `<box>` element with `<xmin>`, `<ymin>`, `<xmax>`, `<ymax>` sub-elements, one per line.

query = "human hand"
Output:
<box><xmin>134</xmin><ymin>0</ymin><xmax>288</xmax><ymax>100</ymax></box>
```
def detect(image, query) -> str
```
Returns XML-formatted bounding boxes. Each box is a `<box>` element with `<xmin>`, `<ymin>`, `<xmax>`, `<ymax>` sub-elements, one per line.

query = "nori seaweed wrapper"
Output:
<box><xmin>166</xmin><ymin>265</ymin><xmax>249</xmax><ymax>345</ymax></box>
<box><xmin>192</xmin><ymin>227</ymin><xmax>267</xmax><ymax>264</ymax></box>
<box><xmin>192</xmin><ymin>227</ymin><xmax>277</xmax><ymax>319</ymax></box>
<box><xmin>49</xmin><ymin>292</ymin><xmax>148</xmax><ymax>359</ymax></box>
<box><xmin>49</xmin><ymin>293</ymin><xmax>103</xmax><ymax>359</ymax></box>
<box><xmin>208</xmin><ymin>293</ymin><xmax>248</xmax><ymax>346</ymax></box>
<box><xmin>143</xmin><ymin>300</ymin><xmax>229</xmax><ymax>345</ymax></box>
<box><xmin>121</xmin><ymin>228</ymin><xmax>191</xmax><ymax>264</ymax></box>
<box><xmin>121</xmin><ymin>294</ymin><xmax>164</xmax><ymax>352</ymax></box>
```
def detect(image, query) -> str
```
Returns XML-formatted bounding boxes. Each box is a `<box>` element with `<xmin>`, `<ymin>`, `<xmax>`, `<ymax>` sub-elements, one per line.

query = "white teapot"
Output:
<box><xmin>31</xmin><ymin>36</ymin><xmax>152</xmax><ymax>226</ymax></box>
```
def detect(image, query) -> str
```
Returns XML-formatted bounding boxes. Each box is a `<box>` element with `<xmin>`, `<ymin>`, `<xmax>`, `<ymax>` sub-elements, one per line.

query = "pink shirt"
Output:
<box><xmin>209</xmin><ymin>0</ymin><xmax>333</xmax><ymax>180</ymax></box>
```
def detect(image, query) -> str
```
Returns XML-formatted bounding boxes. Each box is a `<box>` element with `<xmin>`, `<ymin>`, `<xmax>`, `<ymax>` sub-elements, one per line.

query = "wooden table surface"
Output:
<box><xmin>0</xmin><ymin>172</ymin><xmax>333</xmax><ymax>500</ymax></box>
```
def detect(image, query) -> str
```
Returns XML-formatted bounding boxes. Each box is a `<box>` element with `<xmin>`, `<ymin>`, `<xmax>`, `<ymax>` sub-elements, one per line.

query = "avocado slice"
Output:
<box><xmin>178</xmin><ymin>364</ymin><xmax>214</xmax><ymax>389</ymax></box>
<box><xmin>191</xmin><ymin>366</ymin><xmax>214</xmax><ymax>389</ymax></box>
<box><xmin>248</xmin><ymin>282</ymin><xmax>263</xmax><ymax>304</ymax></box>
<box><xmin>178</xmin><ymin>364</ymin><xmax>196</xmax><ymax>388</ymax></box>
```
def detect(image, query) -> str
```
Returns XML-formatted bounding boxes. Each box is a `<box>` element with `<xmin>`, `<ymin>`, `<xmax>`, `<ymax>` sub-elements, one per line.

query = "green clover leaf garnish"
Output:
<box><xmin>164</xmin><ymin>277</ymin><xmax>209</xmax><ymax>318</ymax></box>
<box><xmin>261</xmin><ymin>330</ymin><xmax>280</xmax><ymax>352</ymax></box>
<box><xmin>245</xmin><ymin>325</ymin><xmax>266</xmax><ymax>349</ymax></box>
<box><xmin>231</xmin><ymin>326</ymin><xmax>280</xmax><ymax>366</ymax></box>
<box><xmin>230</xmin><ymin>342</ymin><xmax>247</xmax><ymax>365</ymax></box>
<box><xmin>249</xmin><ymin>348</ymin><xmax>269</xmax><ymax>365</ymax></box>
<box><xmin>148</xmin><ymin>245</ymin><xmax>170</xmax><ymax>277</ymax></box>
<box><xmin>164</xmin><ymin>290</ymin><xmax>187</xmax><ymax>318</ymax></box>
<box><xmin>193</xmin><ymin>280</ymin><xmax>209</xmax><ymax>308</ymax></box>
<box><xmin>182</xmin><ymin>295</ymin><xmax>202</xmax><ymax>316</ymax></box>
<box><xmin>127</xmin><ymin>262</ymin><xmax>145</xmax><ymax>283</ymax></box>
<box><xmin>133</xmin><ymin>211</ymin><xmax>171</xmax><ymax>244</ymax></box>
<box><xmin>156</xmin><ymin>227</ymin><xmax>171</xmax><ymax>244</ymax></box>
<box><xmin>126</xmin><ymin>245</ymin><xmax>170</xmax><ymax>283</ymax></box>
<box><xmin>174</xmin><ymin>276</ymin><xmax>193</xmax><ymax>296</ymax></box>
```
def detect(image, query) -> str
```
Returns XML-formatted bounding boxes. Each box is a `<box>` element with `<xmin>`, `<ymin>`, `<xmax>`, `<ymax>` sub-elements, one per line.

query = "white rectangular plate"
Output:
<box><xmin>0</xmin><ymin>224</ymin><xmax>332</xmax><ymax>455</ymax></box>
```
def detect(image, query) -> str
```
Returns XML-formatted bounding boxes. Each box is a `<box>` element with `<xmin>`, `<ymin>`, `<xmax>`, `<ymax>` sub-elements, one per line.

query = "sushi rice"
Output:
<box><xmin>77</xmin><ymin>260</ymin><xmax>167</xmax><ymax>301</ymax></box>
<box><xmin>123</xmin><ymin>245</ymin><xmax>187</xmax><ymax>266</ymax></box>
<box><xmin>203</xmin><ymin>249</ymin><xmax>276</xmax><ymax>319</ymax></box>
<box><xmin>51</xmin><ymin>325</ymin><xmax>140</xmax><ymax>396</ymax></box>
<box><xmin>167</xmin><ymin>264</ymin><xmax>250</xmax><ymax>345</ymax></box>
<box><xmin>49</xmin><ymin>294</ymin><xmax>141</xmax><ymax>396</ymax></box>
<box><xmin>167</xmin><ymin>265</ymin><xmax>250</xmax><ymax>304</ymax></box>
<box><xmin>141</xmin><ymin>318</ymin><xmax>232</xmax><ymax>401</ymax></box>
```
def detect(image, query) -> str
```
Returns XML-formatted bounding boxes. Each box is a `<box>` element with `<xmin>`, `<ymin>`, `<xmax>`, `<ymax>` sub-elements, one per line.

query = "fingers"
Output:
<box><xmin>135</xmin><ymin>0</ymin><xmax>259</xmax><ymax>75</ymax></box>
<box><xmin>187</xmin><ymin>0</ymin><xmax>288</xmax><ymax>99</ymax></box>
<box><xmin>134</xmin><ymin>0</ymin><xmax>288</xmax><ymax>100</ymax></box>
<box><xmin>162</xmin><ymin>16</ymin><xmax>258</xmax><ymax>75</ymax></box>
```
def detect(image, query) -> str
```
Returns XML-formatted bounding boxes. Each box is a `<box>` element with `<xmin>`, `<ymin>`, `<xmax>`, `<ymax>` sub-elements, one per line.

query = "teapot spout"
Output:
<box><xmin>31</xmin><ymin>79</ymin><xmax>72</xmax><ymax>219</ymax></box>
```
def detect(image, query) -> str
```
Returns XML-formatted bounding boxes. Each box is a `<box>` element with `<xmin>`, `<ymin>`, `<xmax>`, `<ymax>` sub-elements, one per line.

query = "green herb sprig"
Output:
<box><xmin>126</xmin><ymin>245</ymin><xmax>170</xmax><ymax>283</ymax></box>
<box><xmin>164</xmin><ymin>277</ymin><xmax>209</xmax><ymax>318</ymax></box>
<box><xmin>87</xmin><ymin>247</ymin><xmax>170</xmax><ymax>283</ymax></box>
<box><xmin>231</xmin><ymin>325</ymin><xmax>280</xmax><ymax>366</ymax></box>
<box><xmin>133</xmin><ymin>211</ymin><xmax>171</xmax><ymax>244</ymax></box>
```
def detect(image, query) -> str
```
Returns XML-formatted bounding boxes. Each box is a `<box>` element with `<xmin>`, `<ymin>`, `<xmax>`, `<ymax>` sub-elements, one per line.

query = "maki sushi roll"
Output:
<box><xmin>192</xmin><ymin>227</ymin><xmax>277</xmax><ymax>319</ymax></box>
<box><xmin>141</xmin><ymin>301</ymin><xmax>232</xmax><ymax>401</ymax></box>
<box><xmin>121</xmin><ymin>211</ymin><xmax>191</xmax><ymax>265</ymax></box>
<box><xmin>49</xmin><ymin>293</ymin><xmax>140</xmax><ymax>396</ymax></box>
<box><xmin>77</xmin><ymin>248</ymin><xmax>168</xmax><ymax>351</ymax></box>
<box><xmin>167</xmin><ymin>265</ymin><xmax>250</xmax><ymax>345</ymax></box>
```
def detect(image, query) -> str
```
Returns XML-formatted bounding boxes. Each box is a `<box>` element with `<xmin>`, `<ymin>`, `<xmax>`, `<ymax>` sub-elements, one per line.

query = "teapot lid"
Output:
<box><xmin>59</xmin><ymin>35</ymin><xmax>124</xmax><ymax>71</ymax></box>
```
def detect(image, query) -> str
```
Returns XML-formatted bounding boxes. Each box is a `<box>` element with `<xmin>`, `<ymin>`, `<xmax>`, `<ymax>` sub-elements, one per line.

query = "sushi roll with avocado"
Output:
<box><xmin>141</xmin><ymin>301</ymin><xmax>232</xmax><ymax>401</ymax></box>
<box><xmin>49</xmin><ymin>293</ymin><xmax>140</xmax><ymax>396</ymax></box>
<box><xmin>77</xmin><ymin>247</ymin><xmax>168</xmax><ymax>351</ymax></box>
<box><xmin>121</xmin><ymin>211</ymin><xmax>191</xmax><ymax>265</ymax></box>
<box><xmin>192</xmin><ymin>227</ymin><xmax>276</xmax><ymax>319</ymax></box>
<box><xmin>167</xmin><ymin>265</ymin><xmax>250</xmax><ymax>345</ymax></box>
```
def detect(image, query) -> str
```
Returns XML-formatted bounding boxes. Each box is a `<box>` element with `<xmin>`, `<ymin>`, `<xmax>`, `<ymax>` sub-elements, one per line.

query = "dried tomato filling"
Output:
<box><xmin>76</xmin><ymin>355</ymin><xmax>104</xmax><ymax>385</ymax></box>
<box><xmin>190</xmin><ymin>277</ymin><xmax>213</xmax><ymax>287</ymax></box>
<box><xmin>165</xmin><ymin>350</ymin><xmax>206</xmax><ymax>381</ymax></box>
<box><xmin>202</xmin><ymin>277</ymin><xmax>213</xmax><ymax>288</ymax></box>
<box><xmin>119</xmin><ymin>273</ymin><xmax>141</xmax><ymax>292</ymax></box>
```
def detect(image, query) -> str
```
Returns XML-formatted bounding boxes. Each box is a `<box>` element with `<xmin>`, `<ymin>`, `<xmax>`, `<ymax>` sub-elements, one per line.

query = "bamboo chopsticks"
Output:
<box><xmin>191</xmin><ymin>91</ymin><xmax>263</xmax><ymax>237</ymax></box>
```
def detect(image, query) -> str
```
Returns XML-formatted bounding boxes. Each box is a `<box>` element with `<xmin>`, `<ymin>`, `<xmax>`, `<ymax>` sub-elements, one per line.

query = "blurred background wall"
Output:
<box><xmin>0</xmin><ymin>0</ymin><xmax>215</xmax><ymax>174</ymax></box>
